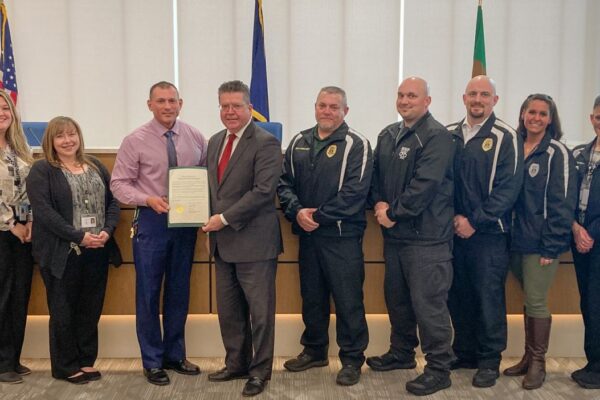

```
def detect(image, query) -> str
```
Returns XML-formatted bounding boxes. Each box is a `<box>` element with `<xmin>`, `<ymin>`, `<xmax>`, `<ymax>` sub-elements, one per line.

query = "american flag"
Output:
<box><xmin>0</xmin><ymin>3</ymin><xmax>18</xmax><ymax>104</ymax></box>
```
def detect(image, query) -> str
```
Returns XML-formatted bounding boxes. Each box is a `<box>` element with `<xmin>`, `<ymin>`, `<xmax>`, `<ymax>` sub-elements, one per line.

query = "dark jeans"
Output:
<box><xmin>133</xmin><ymin>207</ymin><xmax>197</xmax><ymax>368</ymax></box>
<box><xmin>40</xmin><ymin>247</ymin><xmax>109</xmax><ymax>379</ymax></box>
<box><xmin>0</xmin><ymin>231</ymin><xmax>33</xmax><ymax>373</ymax></box>
<box><xmin>384</xmin><ymin>241</ymin><xmax>454</xmax><ymax>376</ymax></box>
<box><xmin>572</xmin><ymin>242</ymin><xmax>600</xmax><ymax>372</ymax></box>
<box><xmin>448</xmin><ymin>232</ymin><xmax>509</xmax><ymax>370</ymax></box>
<box><xmin>298</xmin><ymin>235</ymin><xmax>368</xmax><ymax>367</ymax></box>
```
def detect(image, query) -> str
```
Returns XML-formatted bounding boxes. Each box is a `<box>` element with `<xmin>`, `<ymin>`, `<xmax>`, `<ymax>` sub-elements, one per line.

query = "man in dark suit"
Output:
<box><xmin>202</xmin><ymin>80</ymin><xmax>282</xmax><ymax>397</ymax></box>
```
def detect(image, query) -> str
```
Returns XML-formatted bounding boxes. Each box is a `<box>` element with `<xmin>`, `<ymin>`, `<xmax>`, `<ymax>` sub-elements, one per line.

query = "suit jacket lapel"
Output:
<box><xmin>219</xmin><ymin>123</ymin><xmax>254</xmax><ymax>186</ymax></box>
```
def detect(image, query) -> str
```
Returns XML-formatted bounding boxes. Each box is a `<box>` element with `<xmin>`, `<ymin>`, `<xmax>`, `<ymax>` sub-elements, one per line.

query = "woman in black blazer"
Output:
<box><xmin>27</xmin><ymin>116</ymin><xmax>121</xmax><ymax>384</ymax></box>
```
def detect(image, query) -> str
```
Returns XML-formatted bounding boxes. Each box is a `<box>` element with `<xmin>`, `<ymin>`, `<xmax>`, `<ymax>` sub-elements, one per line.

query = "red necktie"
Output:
<box><xmin>217</xmin><ymin>133</ymin><xmax>236</xmax><ymax>183</ymax></box>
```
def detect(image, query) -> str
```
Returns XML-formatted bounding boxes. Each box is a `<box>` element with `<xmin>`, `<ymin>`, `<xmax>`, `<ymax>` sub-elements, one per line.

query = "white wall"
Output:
<box><xmin>5</xmin><ymin>0</ymin><xmax>600</xmax><ymax>148</ymax></box>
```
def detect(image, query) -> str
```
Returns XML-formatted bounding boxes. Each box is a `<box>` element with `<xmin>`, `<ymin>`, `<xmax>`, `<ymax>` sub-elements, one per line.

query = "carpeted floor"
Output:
<box><xmin>0</xmin><ymin>357</ymin><xmax>597</xmax><ymax>399</ymax></box>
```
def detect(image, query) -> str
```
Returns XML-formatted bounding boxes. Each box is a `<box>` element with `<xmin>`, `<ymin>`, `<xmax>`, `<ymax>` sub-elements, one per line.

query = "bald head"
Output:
<box><xmin>463</xmin><ymin>75</ymin><xmax>499</xmax><ymax>124</ymax></box>
<box><xmin>397</xmin><ymin>76</ymin><xmax>431</xmax><ymax>127</ymax></box>
<box><xmin>466</xmin><ymin>75</ymin><xmax>497</xmax><ymax>96</ymax></box>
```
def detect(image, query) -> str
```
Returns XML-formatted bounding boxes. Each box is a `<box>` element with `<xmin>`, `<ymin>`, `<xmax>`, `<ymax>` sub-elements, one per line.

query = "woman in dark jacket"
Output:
<box><xmin>0</xmin><ymin>91</ymin><xmax>34</xmax><ymax>384</ymax></box>
<box><xmin>571</xmin><ymin>95</ymin><xmax>600</xmax><ymax>389</ymax></box>
<box><xmin>503</xmin><ymin>94</ymin><xmax>576</xmax><ymax>389</ymax></box>
<box><xmin>27</xmin><ymin>116</ymin><xmax>121</xmax><ymax>384</ymax></box>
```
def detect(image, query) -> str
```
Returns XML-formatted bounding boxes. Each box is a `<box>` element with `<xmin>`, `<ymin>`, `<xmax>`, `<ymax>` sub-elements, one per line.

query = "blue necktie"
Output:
<box><xmin>165</xmin><ymin>131</ymin><xmax>178</xmax><ymax>167</ymax></box>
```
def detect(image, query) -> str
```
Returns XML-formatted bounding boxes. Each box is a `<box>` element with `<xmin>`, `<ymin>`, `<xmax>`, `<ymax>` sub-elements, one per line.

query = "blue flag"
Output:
<box><xmin>250</xmin><ymin>0</ymin><xmax>269</xmax><ymax>122</ymax></box>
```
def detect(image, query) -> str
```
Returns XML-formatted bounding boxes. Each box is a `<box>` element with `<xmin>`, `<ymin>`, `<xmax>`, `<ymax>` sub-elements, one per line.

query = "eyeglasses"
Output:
<box><xmin>219</xmin><ymin>103</ymin><xmax>247</xmax><ymax>111</ymax></box>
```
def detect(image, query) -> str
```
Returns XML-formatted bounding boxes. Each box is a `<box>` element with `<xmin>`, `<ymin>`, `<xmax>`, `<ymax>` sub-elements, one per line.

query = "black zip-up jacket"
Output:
<box><xmin>511</xmin><ymin>132</ymin><xmax>577</xmax><ymax>258</ymax></box>
<box><xmin>447</xmin><ymin>113</ymin><xmax>524</xmax><ymax>235</ymax></box>
<box><xmin>369</xmin><ymin>112</ymin><xmax>455</xmax><ymax>245</ymax></box>
<box><xmin>278</xmin><ymin>122</ymin><xmax>373</xmax><ymax>237</ymax></box>
<box><xmin>573</xmin><ymin>138</ymin><xmax>600</xmax><ymax>240</ymax></box>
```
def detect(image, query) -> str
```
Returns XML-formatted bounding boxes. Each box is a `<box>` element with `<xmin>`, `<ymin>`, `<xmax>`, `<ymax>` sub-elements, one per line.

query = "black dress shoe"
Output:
<box><xmin>571</xmin><ymin>367</ymin><xmax>588</xmax><ymax>382</ymax></box>
<box><xmin>242</xmin><ymin>377</ymin><xmax>266</xmax><ymax>397</ymax></box>
<box><xmin>15</xmin><ymin>364</ymin><xmax>31</xmax><ymax>376</ymax></box>
<box><xmin>573</xmin><ymin>370</ymin><xmax>600</xmax><ymax>389</ymax></box>
<box><xmin>143</xmin><ymin>368</ymin><xmax>170</xmax><ymax>386</ymax></box>
<box><xmin>162</xmin><ymin>359</ymin><xmax>200</xmax><ymax>376</ymax></box>
<box><xmin>0</xmin><ymin>371</ymin><xmax>23</xmax><ymax>384</ymax></box>
<box><xmin>64</xmin><ymin>373</ymin><xmax>90</xmax><ymax>385</ymax></box>
<box><xmin>406</xmin><ymin>372</ymin><xmax>451</xmax><ymax>396</ymax></box>
<box><xmin>472</xmin><ymin>368</ymin><xmax>499</xmax><ymax>388</ymax></box>
<box><xmin>83</xmin><ymin>370</ymin><xmax>102</xmax><ymax>381</ymax></box>
<box><xmin>208</xmin><ymin>367</ymin><xmax>250</xmax><ymax>382</ymax></box>
<box><xmin>283</xmin><ymin>352</ymin><xmax>328</xmax><ymax>372</ymax></box>
<box><xmin>366</xmin><ymin>351</ymin><xmax>416</xmax><ymax>371</ymax></box>
<box><xmin>336</xmin><ymin>364</ymin><xmax>361</xmax><ymax>386</ymax></box>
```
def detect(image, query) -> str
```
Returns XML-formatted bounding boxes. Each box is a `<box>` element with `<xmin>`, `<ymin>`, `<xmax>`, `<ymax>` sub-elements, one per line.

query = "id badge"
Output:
<box><xmin>17</xmin><ymin>203</ymin><xmax>29</xmax><ymax>221</ymax></box>
<box><xmin>81</xmin><ymin>214</ymin><xmax>98</xmax><ymax>229</ymax></box>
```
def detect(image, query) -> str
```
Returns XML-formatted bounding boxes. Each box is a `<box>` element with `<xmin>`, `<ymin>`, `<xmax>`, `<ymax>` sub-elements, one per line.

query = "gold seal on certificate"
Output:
<box><xmin>168</xmin><ymin>167</ymin><xmax>209</xmax><ymax>227</ymax></box>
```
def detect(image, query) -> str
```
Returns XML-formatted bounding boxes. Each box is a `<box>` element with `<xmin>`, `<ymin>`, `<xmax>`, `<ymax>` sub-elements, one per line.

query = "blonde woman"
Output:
<box><xmin>0</xmin><ymin>91</ymin><xmax>34</xmax><ymax>384</ymax></box>
<box><xmin>27</xmin><ymin>116</ymin><xmax>121</xmax><ymax>384</ymax></box>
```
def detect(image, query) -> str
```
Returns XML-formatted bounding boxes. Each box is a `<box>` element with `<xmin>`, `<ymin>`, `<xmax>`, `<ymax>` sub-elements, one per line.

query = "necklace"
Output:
<box><xmin>61</xmin><ymin>160</ymin><xmax>85</xmax><ymax>174</ymax></box>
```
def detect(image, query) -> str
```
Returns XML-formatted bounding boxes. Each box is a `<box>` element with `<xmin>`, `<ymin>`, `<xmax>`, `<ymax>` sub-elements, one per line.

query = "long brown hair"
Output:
<box><xmin>0</xmin><ymin>90</ymin><xmax>33</xmax><ymax>164</ymax></box>
<box><xmin>517</xmin><ymin>93</ymin><xmax>564</xmax><ymax>141</ymax></box>
<box><xmin>41</xmin><ymin>116</ymin><xmax>97</xmax><ymax>171</ymax></box>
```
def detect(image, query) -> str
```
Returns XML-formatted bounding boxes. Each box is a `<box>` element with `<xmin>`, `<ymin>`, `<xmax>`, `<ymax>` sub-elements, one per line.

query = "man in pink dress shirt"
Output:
<box><xmin>111</xmin><ymin>81</ymin><xmax>207</xmax><ymax>386</ymax></box>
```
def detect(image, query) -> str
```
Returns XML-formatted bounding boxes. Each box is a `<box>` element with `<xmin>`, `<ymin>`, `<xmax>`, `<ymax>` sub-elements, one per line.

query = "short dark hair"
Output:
<box><xmin>318</xmin><ymin>86</ymin><xmax>347</xmax><ymax>107</ymax></box>
<box><xmin>218</xmin><ymin>80</ymin><xmax>250</xmax><ymax>104</ymax></box>
<box><xmin>594</xmin><ymin>95</ymin><xmax>600</xmax><ymax>110</ymax></box>
<box><xmin>149</xmin><ymin>81</ymin><xmax>179</xmax><ymax>99</ymax></box>
<box><xmin>517</xmin><ymin>93</ymin><xmax>564</xmax><ymax>141</ymax></box>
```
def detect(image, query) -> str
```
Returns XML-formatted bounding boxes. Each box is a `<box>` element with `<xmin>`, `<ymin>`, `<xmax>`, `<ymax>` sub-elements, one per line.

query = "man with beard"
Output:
<box><xmin>446</xmin><ymin>75</ymin><xmax>523</xmax><ymax>388</ymax></box>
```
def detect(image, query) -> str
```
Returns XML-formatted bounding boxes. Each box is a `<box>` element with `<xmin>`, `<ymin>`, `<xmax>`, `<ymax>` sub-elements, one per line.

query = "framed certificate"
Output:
<box><xmin>168</xmin><ymin>167</ymin><xmax>209</xmax><ymax>227</ymax></box>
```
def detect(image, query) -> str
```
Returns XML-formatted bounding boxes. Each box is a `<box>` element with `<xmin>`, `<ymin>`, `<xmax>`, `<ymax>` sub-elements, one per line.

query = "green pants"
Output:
<box><xmin>509</xmin><ymin>253</ymin><xmax>559</xmax><ymax>318</ymax></box>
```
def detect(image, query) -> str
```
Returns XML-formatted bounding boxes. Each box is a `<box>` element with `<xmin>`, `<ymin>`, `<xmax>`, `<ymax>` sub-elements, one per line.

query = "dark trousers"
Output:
<box><xmin>384</xmin><ymin>241</ymin><xmax>454</xmax><ymax>376</ymax></box>
<box><xmin>0</xmin><ymin>231</ymin><xmax>33</xmax><ymax>373</ymax></box>
<box><xmin>40</xmin><ymin>247</ymin><xmax>108</xmax><ymax>379</ymax></box>
<box><xmin>133</xmin><ymin>207</ymin><xmax>197</xmax><ymax>368</ymax></box>
<box><xmin>572</xmin><ymin>242</ymin><xmax>600</xmax><ymax>372</ymax></box>
<box><xmin>214</xmin><ymin>253</ymin><xmax>277</xmax><ymax>380</ymax></box>
<box><xmin>448</xmin><ymin>232</ymin><xmax>509</xmax><ymax>369</ymax></box>
<box><xmin>298</xmin><ymin>235</ymin><xmax>368</xmax><ymax>367</ymax></box>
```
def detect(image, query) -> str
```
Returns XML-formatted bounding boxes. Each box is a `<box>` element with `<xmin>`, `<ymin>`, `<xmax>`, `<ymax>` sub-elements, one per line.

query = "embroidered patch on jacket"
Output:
<box><xmin>399</xmin><ymin>147</ymin><xmax>410</xmax><ymax>159</ymax></box>
<box><xmin>528</xmin><ymin>163</ymin><xmax>539</xmax><ymax>178</ymax></box>
<box><xmin>482</xmin><ymin>138</ymin><xmax>494</xmax><ymax>152</ymax></box>
<box><xmin>326</xmin><ymin>145</ymin><xmax>337</xmax><ymax>158</ymax></box>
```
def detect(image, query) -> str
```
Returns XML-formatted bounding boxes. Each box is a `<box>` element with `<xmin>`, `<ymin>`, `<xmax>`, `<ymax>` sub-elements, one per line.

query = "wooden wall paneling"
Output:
<box><xmin>364</xmin><ymin>263</ymin><xmax>387</xmax><ymax>313</ymax></box>
<box><xmin>28</xmin><ymin>267</ymin><xmax>48</xmax><ymax>315</ymax></box>
<box><xmin>363</xmin><ymin>212</ymin><xmax>384</xmax><ymax>262</ymax></box>
<box><xmin>189</xmin><ymin>263</ymin><xmax>211</xmax><ymax>314</ymax></box>
<box><xmin>27</xmin><ymin>152</ymin><xmax>583</xmax><ymax>317</ymax></box>
<box><xmin>275</xmin><ymin>263</ymin><xmax>302</xmax><ymax>314</ymax></box>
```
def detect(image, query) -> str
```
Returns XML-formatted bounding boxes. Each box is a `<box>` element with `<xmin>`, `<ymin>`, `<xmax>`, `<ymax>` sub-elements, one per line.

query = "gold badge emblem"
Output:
<box><xmin>482</xmin><ymin>138</ymin><xmax>494</xmax><ymax>152</ymax></box>
<box><xmin>326</xmin><ymin>145</ymin><xmax>337</xmax><ymax>158</ymax></box>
